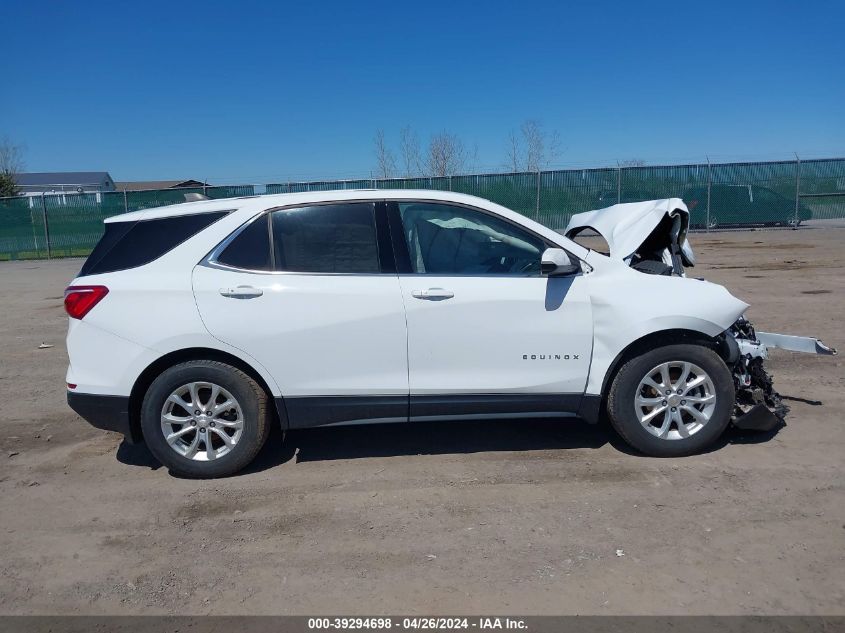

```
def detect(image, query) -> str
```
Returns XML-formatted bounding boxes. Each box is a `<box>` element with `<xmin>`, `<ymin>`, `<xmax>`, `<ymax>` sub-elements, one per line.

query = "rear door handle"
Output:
<box><xmin>219</xmin><ymin>286</ymin><xmax>263</xmax><ymax>299</ymax></box>
<box><xmin>411</xmin><ymin>287</ymin><xmax>454</xmax><ymax>300</ymax></box>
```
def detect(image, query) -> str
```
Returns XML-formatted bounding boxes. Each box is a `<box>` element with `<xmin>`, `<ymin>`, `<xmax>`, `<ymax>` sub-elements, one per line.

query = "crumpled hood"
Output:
<box><xmin>565</xmin><ymin>198</ymin><xmax>690</xmax><ymax>261</ymax></box>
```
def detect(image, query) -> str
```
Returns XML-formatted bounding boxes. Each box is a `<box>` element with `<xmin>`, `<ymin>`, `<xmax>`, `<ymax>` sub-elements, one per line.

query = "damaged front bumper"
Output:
<box><xmin>726</xmin><ymin>318</ymin><xmax>837</xmax><ymax>432</ymax></box>
<box><xmin>755</xmin><ymin>332</ymin><xmax>837</xmax><ymax>356</ymax></box>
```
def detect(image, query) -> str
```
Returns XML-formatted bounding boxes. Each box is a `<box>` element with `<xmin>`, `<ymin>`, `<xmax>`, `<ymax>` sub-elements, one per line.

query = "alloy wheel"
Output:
<box><xmin>160</xmin><ymin>381</ymin><xmax>244</xmax><ymax>461</ymax></box>
<box><xmin>634</xmin><ymin>361</ymin><xmax>717</xmax><ymax>440</ymax></box>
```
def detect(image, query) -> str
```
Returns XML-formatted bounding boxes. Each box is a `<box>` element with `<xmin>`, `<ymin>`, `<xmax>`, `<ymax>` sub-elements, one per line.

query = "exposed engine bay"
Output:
<box><xmin>565</xmin><ymin>199</ymin><xmax>837</xmax><ymax>431</ymax></box>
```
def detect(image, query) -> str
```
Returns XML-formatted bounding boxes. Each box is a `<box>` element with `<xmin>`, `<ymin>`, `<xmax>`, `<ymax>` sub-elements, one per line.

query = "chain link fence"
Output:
<box><xmin>2</xmin><ymin>158</ymin><xmax>844</xmax><ymax>261</ymax></box>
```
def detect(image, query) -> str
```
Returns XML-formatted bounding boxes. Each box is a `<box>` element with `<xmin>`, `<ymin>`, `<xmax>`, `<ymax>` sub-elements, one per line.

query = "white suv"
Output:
<box><xmin>65</xmin><ymin>190</ymin><xmax>829</xmax><ymax>478</ymax></box>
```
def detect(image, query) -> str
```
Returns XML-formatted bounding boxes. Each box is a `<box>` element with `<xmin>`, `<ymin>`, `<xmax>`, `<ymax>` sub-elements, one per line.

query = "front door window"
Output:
<box><xmin>397</xmin><ymin>202</ymin><xmax>546</xmax><ymax>276</ymax></box>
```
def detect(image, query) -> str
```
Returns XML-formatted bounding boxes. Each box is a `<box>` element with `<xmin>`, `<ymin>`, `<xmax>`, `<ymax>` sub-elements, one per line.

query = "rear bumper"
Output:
<box><xmin>67</xmin><ymin>391</ymin><xmax>138</xmax><ymax>443</ymax></box>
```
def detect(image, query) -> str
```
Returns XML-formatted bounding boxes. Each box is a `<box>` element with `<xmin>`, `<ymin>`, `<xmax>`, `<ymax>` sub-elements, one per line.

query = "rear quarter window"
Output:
<box><xmin>80</xmin><ymin>211</ymin><xmax>228</xmax><ymax>276</ymax></box>
<box><xmin>215</xmin><ymin>215</ymin><xmax>272</xmax><ymax>271</ymax></box>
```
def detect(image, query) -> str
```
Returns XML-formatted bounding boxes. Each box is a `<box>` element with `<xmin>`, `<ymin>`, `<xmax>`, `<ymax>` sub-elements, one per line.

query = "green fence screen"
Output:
<box><xmin>1</xmin><ymin>158</ymin><xmax>843</xmax><ymax>260</ymax></box>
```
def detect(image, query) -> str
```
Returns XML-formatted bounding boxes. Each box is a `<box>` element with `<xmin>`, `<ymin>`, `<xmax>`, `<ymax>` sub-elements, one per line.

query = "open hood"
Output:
<box><xmin>565</xmin><ymin>198</ymin><xmax>690</xmax><ymax>263</ymax></box>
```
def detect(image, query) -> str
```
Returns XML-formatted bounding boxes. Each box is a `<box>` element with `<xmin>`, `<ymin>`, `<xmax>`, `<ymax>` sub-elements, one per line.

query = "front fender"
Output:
<box><xmin>583</xmin><ymin>266</ymin><xmax>748</xmax><ymax>394</ymax></box>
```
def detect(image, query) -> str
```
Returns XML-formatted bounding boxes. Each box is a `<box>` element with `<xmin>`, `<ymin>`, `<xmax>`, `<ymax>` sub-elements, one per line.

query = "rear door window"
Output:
<box><xmin>81</xmin><ymin>211</ymin><xmax>228</xmax><ymax>276</ymax></box>
<box><xmin>270</xmin><ymin>203</ymin><xmax>380</xmax><ymax>273</ymax></box>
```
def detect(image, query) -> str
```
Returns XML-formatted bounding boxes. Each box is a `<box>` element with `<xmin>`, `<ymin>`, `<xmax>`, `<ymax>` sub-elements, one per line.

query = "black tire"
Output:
<box><xmin>607</xmin><ymin>344</ymin><xmax>734</xmax><ymax>457</ymax></box>
<box><xmin>141</xmin><ymin>360</ymin><xmax>272</xmax><ymax>478</ymax></box>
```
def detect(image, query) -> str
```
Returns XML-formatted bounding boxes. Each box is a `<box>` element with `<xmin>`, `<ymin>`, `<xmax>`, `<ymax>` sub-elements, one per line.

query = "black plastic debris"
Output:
<box><xmin>733</xmin><ymin>403</ymin><xmax>782</xmax><ymax>432</ymax></box>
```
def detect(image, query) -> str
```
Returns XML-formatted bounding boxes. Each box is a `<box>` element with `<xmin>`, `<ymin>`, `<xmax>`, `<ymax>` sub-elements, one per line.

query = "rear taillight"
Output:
<box><xmin>64</xmin><ymin>285</ymin><xmax>109</xmax><ymax>320</ymax></box>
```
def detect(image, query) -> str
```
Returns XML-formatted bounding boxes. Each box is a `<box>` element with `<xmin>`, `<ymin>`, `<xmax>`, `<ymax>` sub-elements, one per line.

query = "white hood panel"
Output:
<box><xmin>565</xmin><ymin>198</ymin><xmax>690</xmax><ymax>261</ymax></box>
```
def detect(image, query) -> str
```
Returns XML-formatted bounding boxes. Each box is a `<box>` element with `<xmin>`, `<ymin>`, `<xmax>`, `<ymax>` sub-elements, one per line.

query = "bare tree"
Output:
<box><xmin>0</xmin><ymin>137</ymin><xmax>25</xmax><ymax>175</ymax></box>
<box><xmin>505</xmin><ymin>129</ymin><xmax>522</xmax><ymax>172</ymax></box>
<box><xmin>426</xmin><ymin>131</ymin><xmax>470</xmax><ymax>178</ymax></box>
<box><xmin>378</xmin><ymin>126</ymin><xmax>474</xmax><ymax>178</ymax></box>
<box><xmin>0</xmin><ymin>137</ymin><xmax>25</xmax><ymax>197</ymax></box>
<box><xmin>372</xmin><ymin>130</ymin><xmax>396</xmax><ymax>179</ymax></box>
<box><xmin>521</xmin><ymin>119</ymin><xmax>561</xmax><ymax>172</ymax></box>
<box><xmin>504</xmin><ymin>120</ymin><xmax>562</xmax><ymax>172</ymax></box>
<box><xmin>466</xmin><ymin>142</ymin><xmax>479</xmax><ymax>174</ymax></box>
<box><xmin>399</xmin><ymin>125</ymin><xmax>422</xmax><ymax>177</ymax></box>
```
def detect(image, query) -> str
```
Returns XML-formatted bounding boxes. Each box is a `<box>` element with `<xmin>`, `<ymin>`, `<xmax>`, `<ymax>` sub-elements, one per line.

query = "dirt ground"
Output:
<box><xmin>0</xmin><ymin>228</ymin><xmax>843</xmax><ymax>616</ymax></box>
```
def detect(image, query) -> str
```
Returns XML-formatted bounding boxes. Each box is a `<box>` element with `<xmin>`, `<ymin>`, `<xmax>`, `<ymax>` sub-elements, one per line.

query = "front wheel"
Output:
<box><xmin>141</xmin><ymin>360</ymin><xmax>272</xmax><ymax>478</ymax></box>
<box><xmin>606</xmin><ymin>344</ymin><xmax>735</xmax><ymax>457</ymax></box>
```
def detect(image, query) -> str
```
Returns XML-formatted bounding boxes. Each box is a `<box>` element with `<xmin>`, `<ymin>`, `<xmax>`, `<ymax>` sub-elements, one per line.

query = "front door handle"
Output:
<box><xmin>412</xmin><ymin>287</ymin><xmax>454</xmax><ymax>300</ymax></box>
<box><xmin>219</xmin><ymin>286</ymin><xmax>263</xmax><ymax>299</ymax></box>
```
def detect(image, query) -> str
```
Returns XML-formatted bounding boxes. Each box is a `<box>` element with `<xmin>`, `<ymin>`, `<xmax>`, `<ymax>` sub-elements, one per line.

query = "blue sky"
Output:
<box><xmin>2</xmin><ymin>0</ymin><xmax>843</xmax><ymax>182</ymax></box>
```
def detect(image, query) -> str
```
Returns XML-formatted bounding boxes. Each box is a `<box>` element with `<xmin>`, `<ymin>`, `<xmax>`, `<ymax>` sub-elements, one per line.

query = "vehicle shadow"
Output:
<box><xmin>290</xmin><ymin>417</ymin><xmax>609</xmax><ymax>463</ymax></box>
<box><xmin>116</xmin><ymin>415</ymin><xmax>786</xmax><ymax>474</ymax></box>
<box><xmin>544</xmin><ymin>276</ymin><xmax>574</xmax><ymax>311</ymax></box>
<box><xmin>781</xmin><ymin>395</ymin><xmax>823</xmax><ymax>406</ymax></box>
<box><xmin>115</xmin><ymin>440</ymin><xmax>162</xmax><ymax>470</ymax></box>
<box><xmin>607</xmin><ymin>418</ymin><xmax>786</xmax><ymax>457</ymax></box>
<box><xmin>283</xmin><ymin>416</ymin><xmax>783</xmax><ymax>462</ymax></box>
<box><xmin>718</xmin><ymin>423</ymin><xmax>785</xmax><ymax>447</ymax></box>
<box><xmin>116</xmin><ymin>419</ymin><xmax>610</xmax><ymax>475</ymax></box>
<box><xmin>115</xmin><ymin>423</ymin><xmax>297</xmax><ymax>476</ymax></box>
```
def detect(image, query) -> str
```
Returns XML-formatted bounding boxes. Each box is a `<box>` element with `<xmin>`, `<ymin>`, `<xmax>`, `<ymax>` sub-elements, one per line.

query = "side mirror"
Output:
<box><xmin>541</xmin><ymin>248</ymin><xmax>580</xmax><ymax>276</ymax></box>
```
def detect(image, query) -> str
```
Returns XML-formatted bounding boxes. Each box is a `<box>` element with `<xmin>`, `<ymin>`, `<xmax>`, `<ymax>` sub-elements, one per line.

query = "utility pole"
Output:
<box><xmin>793</xmin><ymin>153</ymin><xmax>801</xmax><ymax>229</ymax></box>
<box><xmin>40</xmin><ymin>193</ymin><xmax>51</xmax><ymax>259</ymax></box>
<box><xmin>616</xmin><ymin>162</ymin><xmax>622</xmax><ymax>204</ymax></box>
<box><xmin>706</xmin><ymin>155</ymin><xmax>712</xmax><ymax>233</ymax></box>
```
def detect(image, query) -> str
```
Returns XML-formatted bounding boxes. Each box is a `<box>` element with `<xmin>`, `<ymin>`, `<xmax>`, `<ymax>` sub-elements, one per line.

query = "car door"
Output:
<box><xmin>751</xmin><ymin>186</ymin><xmax>791</xmax><ymax>224</ymax></box>
<box><xmin>388</xmin><ymin>200</ymin><xmax>593</xmax><ymax>420</ymax></box>
<box><xmin>192</xmin><ymin>201</ymin><xmax>409</xmax><ymax>428</ymax></box>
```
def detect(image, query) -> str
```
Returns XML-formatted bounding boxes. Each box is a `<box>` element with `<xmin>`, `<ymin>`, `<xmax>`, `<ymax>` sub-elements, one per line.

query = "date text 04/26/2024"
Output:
<box><xmin>307</xmin><ymin>617</ymin><xmax>528</xmax><ymax>630</ymax></box>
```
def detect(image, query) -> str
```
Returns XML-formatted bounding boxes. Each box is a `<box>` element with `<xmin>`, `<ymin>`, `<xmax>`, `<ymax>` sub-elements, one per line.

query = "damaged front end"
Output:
<box><xmin>565</xmin><ymin>198</ymin><xmax>838</xmax><ymax>434</ymax></box>
<box><xmin>726</xmin><ymin>317</ymin><xmax>836</xmax><ymax>432</ymax></box>
<box><xmin>727</xmin><ymin>318</ymin><xmax>788</xmax><ymax>432</ymax></box>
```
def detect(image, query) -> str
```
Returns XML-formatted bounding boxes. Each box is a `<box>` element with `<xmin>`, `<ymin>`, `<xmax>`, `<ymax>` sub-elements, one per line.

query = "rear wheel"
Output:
<box><xmin>607</xmin><ymin>344</ymin><xmax>734</xmax><ymax>457</ymax></box>
<box><xmin>141</xmin><ymin>360</ymin><xmax>271</xmax><ymax>477</ymax></box>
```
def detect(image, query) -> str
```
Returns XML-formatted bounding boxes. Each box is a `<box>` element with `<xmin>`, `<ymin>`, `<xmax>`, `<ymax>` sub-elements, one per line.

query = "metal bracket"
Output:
<box><xmin>756</xmin><ymin>332</ymin><xmax>837</xmax><ymax>356</ymax></box>
<box><xmin>736</xmin><ymin>337</ymin><xmax>768</xmax><ymax>360</ymax></box>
